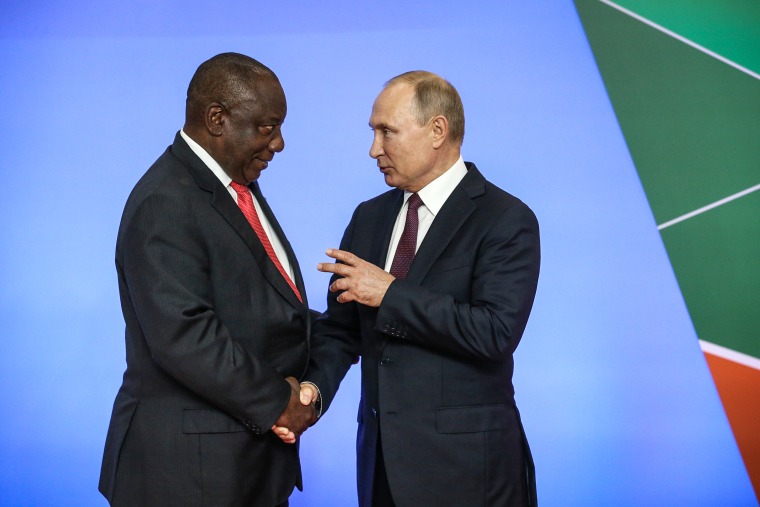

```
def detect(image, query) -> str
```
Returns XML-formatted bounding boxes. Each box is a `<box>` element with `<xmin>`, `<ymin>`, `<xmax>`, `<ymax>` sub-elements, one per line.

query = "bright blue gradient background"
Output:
<box><xmin>0</xmin><ymin>1</ymin><xmax>755</xmax><ymax>505</ymax></box>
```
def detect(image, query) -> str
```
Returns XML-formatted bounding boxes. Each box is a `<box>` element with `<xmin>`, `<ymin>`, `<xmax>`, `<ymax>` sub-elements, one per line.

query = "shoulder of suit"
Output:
<box><xmin>467</xmin><ymin>169</ymin><xmax>538</xmax><ymax>225</ymax></box>
<box><xmin>123</xmin><ymin>141</ymin><xmax>206</xmax><ymax>214</ymax></box>
<box><xmin>354</xmin><ymin>187</ymin><xmax>401</xmax><ymax>213</ymax></box>
<box><xmin>486</xmin><ymin>184</ymin><xmax>539</xmax><ymax>228</ymax></box>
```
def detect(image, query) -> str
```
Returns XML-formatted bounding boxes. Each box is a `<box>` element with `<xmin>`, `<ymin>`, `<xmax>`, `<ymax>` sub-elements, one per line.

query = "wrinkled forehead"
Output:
<box><xmin>370</xmin><ymin>83</ymin><xmax>414</xmax><ymax>122</ymax></box>
<box><xmin>378</xmin><ymin>82</ymin><xmax>414</xmax><ymax>107</ymax></box>
<box><xmin>242</xmin><ymin>76</ymin><xmax>285</xmax><ymax>104</ymax></box>
<box><xmin>247</xmin><ymin>76</ymin><xmax>285</xmax><ymax>104</ymax></box>
<box><xmin>238</xmin><ymin>78</ymin><xmax>287</xmax><ymax>117</ymax></box>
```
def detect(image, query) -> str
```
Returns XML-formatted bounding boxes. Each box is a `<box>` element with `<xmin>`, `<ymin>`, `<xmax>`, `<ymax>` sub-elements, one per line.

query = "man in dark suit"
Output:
<box><xmin>99</xmin><ymin>52</ymin><xmax>316</xmax><ymax>507</ymax></box>
<box><xmin>279</xmin><ymin>71</ymin><xmax>540</xmax><ymax>506</ymax></box>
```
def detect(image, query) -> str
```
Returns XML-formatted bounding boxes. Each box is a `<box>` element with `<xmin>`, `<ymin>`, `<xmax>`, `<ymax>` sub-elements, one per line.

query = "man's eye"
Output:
<box><xmin>259</xmin><ymin>125</ymin><xmax>275</xmax><ymax>134</ymax></box>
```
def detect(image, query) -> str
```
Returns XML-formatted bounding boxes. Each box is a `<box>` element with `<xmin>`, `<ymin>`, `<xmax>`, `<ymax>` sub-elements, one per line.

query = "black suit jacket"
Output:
<box><xmin>99</xmin><ymin>133</ymin><xmax>311</xmax><ymax>507</ymax></box>
<box><xmin>306</xmin><ymin>163</ymin><xmax>540</xmax><ymax>506</ymax></box>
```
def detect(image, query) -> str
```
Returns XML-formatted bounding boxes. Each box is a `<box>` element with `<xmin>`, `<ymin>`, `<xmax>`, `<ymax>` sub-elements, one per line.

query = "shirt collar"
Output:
<box><xmin>180</xmin><ymin>129</ymin><xmax>233</xmax><ymax>188</ymax></box>
<box><xmin>407</xmin><ymin>156</ymin><xmax>467</xmax><ymax>216</ymax></box>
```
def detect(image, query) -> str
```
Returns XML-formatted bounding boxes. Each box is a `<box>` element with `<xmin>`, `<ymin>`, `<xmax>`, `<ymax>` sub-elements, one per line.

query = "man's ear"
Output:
<box><xmin>205</xmin><ymin>102</ymin><xmax>226</xmax><ymax>137</ymax></box>
<box><xmin>431</xmin><ymin>115</ymin><xmax>449</xmax><ymax>149</ymax></box>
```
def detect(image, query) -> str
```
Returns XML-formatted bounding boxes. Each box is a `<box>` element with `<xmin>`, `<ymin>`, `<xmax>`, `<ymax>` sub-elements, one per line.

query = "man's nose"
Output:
<box><xmin>270</xmin><ymin>131</ymin><xmax>284</xmax><ymax>153</ymax></box>
<box><xmin>369</xmin><ymin>135</ymin><xmax>382</xmax><ymax>159</ymax></box>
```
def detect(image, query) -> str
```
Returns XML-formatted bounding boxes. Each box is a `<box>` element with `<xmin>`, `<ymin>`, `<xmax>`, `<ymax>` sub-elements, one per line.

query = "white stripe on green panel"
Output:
<box><xmin>657</xmin><ymin>183</ymin><xmax>760</xmax><ymax>230</ymax></box>
<box><xmin>599</xmin><ymin>0</ymin><xmax>760</xmax><ymax>81</ymax></box>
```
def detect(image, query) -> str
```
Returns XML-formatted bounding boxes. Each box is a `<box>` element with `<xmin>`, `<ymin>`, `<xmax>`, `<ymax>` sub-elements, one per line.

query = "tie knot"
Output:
<box><xmin>230</xmin><ymin>181</ymin><xmax>249</xmax><ymax>195</ymax></box>
<box><xmin>407</xmin><ymin>193</ymin><xmax>423</xmax><ymax>211</ymax></box>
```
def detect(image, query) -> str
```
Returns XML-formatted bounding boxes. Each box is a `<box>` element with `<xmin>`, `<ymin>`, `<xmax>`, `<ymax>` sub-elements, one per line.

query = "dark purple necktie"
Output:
<box><xmin>389</xmin><ymin>193</ymin><xmax>423</xmax><ymax>279</ymax></box>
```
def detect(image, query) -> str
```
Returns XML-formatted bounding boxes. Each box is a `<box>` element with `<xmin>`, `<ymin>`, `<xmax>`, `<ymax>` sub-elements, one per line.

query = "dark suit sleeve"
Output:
<box><xmin>377</xmin><ymin>201</ymin><xmax>540</xmax><ymax>361</ymax></box>
<box><xmin>120</xmin><ymin>192</ymin><xmax>290</xmax><ymax>432</ymax></box>
<box><xmin>303</xmin><ymin>207</ymin><xmax>364</xmax><ymax>411</ymax></box>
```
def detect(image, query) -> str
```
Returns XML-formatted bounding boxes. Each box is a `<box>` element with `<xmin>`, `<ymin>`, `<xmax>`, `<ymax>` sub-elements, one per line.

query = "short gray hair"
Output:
<box><xmin>386</xmin><ymin>71</ymin><xmax>465</xmax><ymax>144</ymax></box>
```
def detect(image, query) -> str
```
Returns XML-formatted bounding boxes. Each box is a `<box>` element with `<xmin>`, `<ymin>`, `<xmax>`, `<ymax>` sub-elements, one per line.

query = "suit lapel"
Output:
<box><xmin>405</xmin><ymin>163</ymin><xmax>485</xmax><ymax>285</ymax></box>
<box><xmin>373</xmin><ymin>191</ymin><xmax>404</xmax><ymax>352</ymax></box>
<box><xmin>251</xmin><ymin>182</ymin><xmax>308</xmax><ymax>313</ymax></box>
<box><xmin>370</xmin><ymin>190</ymin><xmax>405</xmax><ymax>268</ymax></box>
<box><xmin>171</xmin><ymin>132</ymin><xmax>305</xmax><ymax>312</ymax></box>
<box><xmin>377</xmin><ymin>167</ymin><xmax>483</xmax><ymax>353</ymax></box>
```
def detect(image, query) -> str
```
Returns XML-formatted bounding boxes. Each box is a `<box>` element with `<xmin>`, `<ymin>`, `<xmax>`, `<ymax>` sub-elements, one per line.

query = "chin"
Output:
<box><xmin>245</xmin><ymin>171</ymin><xmax>262</xmax><ymax>182</ymax></box>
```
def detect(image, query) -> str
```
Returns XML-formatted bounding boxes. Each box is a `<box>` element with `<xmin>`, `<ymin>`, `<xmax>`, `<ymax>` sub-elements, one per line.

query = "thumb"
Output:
<box><xmin>299</xmin><ymin>384</ymin><xmax>315</xmax><ymax>405</ymax></box>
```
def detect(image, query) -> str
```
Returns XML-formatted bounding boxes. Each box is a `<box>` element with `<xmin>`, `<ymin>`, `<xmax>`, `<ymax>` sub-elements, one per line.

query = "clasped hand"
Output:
<box><xmin>272</xmin><ymin>382</ymin><xmax>319</xmax><ymax>444</ymax></box>
<box><xmin>272</xmin><ymin>249</ymin><xmax>393</xmax><ymax>444</ymax></box>
<box><xmin>271</xmin><ymin>377</ymin><xmax>317</xmax><ymax>444</ymax></box>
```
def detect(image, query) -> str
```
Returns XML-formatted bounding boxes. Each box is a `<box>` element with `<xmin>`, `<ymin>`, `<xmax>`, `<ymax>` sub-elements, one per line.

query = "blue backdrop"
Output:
<box><xmin>0</xmin><ymin>1</ymin><xmax>755</xmax><ymax>505</ymax></box>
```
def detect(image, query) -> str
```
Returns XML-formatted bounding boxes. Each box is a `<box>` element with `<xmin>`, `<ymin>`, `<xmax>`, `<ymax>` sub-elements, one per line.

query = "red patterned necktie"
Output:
<box><xmin>389</xmin><ymin>193</ymin><xmax>423</xmax><ymax>279</ymax></box>
<box><xmin>230</xmin><ymin>181</ymin><xmax>302</xmax><ymax>302</ymax></box>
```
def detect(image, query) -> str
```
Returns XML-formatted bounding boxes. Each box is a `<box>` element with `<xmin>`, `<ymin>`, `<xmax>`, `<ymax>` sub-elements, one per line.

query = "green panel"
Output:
<box><xmin>660</xmin><ymin>191</ymin><xmax>760</xmax><ymax>358</ymax></box>
<box><xmin>574</xmin><ymin>0</ymin><xmax>760</xmax><ymax>225</ymax></box>
<box><xmin>612</xmin><ymin>0</ymin><xmax>760</xmax><ymax>75</ymax></box>
<box><xmin>576</xmin><ymin>0</ymin><xmax>760</xmax><ymax>360</ymax></box>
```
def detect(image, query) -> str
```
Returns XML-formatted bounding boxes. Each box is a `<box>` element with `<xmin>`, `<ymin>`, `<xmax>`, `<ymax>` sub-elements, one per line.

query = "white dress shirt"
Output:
<box><xmin>180</xmin><ymin>130</ymin><xmax>295</xmax><ymax>280</ymax></box>
<box><xmin>384</xmin><ymin>157</ymin><xmax>468</xmax><ymax>272</ymax></box>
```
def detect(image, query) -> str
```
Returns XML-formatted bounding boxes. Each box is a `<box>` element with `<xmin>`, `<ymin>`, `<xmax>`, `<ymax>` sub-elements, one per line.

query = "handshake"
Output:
<box><xmin>271</xmin><ymin>377</ymin><xmax>319</xmax><ymax>444</ymax></box>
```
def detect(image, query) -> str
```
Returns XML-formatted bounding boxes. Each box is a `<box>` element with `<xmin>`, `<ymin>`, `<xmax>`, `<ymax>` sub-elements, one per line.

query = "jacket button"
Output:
<box><xmin>371</xmin><ymin>408</ymin><xmax>377</xmax><ymax>418</ymax></box>
<box><xmin>245</xmin><ymin>420</ymin><xmax>259</xmax><ymax>434</ymax></box>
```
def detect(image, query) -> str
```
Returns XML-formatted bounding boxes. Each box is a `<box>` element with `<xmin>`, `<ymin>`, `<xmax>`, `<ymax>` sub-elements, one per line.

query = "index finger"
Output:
<box><xmin>316</xmin><ymin>261</ymin><xmax>351</xmax><ymax>276</ymax></box>
<box><xmin>325</xmin><ymin>248</ymin><xmax>357</xmax><ymax>264</ymax></box>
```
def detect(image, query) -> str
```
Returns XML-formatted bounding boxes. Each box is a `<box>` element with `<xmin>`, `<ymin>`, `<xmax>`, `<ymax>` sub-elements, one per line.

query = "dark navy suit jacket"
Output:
<box><xmin>306</xmin><ymin>163</ymin><xmax>540</xmax><ymax>506</ymax></box>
